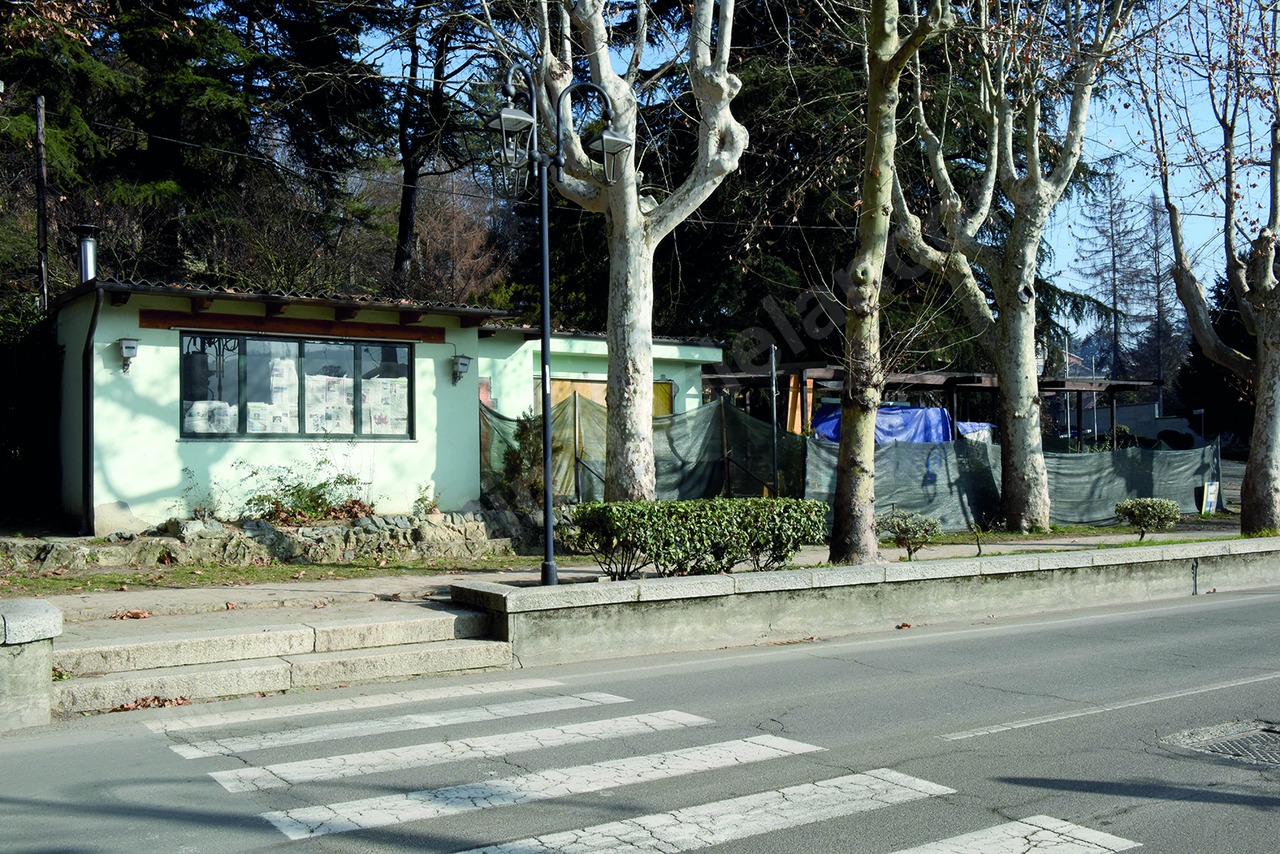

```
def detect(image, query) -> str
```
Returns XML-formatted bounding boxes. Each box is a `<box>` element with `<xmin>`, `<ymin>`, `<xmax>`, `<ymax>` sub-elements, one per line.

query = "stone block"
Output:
<box><xmin>1</xmin><ymin>600</ymin><xmax>63</xmax><ymax>645</ymax></box>
<box><xmin>884</xmin><ymin>561</ymin><xmax>973</xmax><ymax>583</ymax></box>
<box><xmin>286</xmin><ymin>640</ymin><xmax>510</xmax><ymax>687</ymax></box>
<box><xmin>635</xmin><ymin>575</ymin><xmax>735</xmax><ymax>602</ymax></box>
<box><xmin>732</xmin><ymin>570</ymin><xmax>814</xmax><ymax>594</ymax></box>
<box><xmin>1</xmin><ymin>640</ymin><xmax>53</xmax><ymax>731</ymax></box>
<box><xmin>450</xmin><ymin>582</ymin><xmax>518</xmax><ymax>613</ymax></box>
<box><xmin>809</xmin><ymin>565</ymin><xmax>886</xmax><ymax>588</ymax></box>
<box><xmin>507</xmin><ymin>581</ymin><xmax>643</xmax><ymax>612</ymax></box>
<box><xmin>53</xmin><ymin>660</ymin><xmax>292</xmax><ymax>713</ymax></box>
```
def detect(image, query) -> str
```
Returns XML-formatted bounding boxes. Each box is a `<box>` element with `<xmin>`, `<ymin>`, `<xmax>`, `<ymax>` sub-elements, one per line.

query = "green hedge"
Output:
<box><xmin>569</xmin><ymin>498</ymin><xmax>828</xmax><ymax>580</ymax></box>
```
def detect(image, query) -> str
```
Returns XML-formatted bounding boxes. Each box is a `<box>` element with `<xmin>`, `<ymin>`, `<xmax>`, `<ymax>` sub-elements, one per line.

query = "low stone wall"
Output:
<box><xmin>0</xmin><ymin>511</ymin><xmax>536</xmax><ymax>570</ymax></box>
<box><xmin>451</xmin><ymin>537</ymin><xmax>1280</xmax><ymax>667</ymax></box>
<box><xmin>0</xmin><ymin>599</ymin><xmax>63</xmax><ymax>731</ymax></box>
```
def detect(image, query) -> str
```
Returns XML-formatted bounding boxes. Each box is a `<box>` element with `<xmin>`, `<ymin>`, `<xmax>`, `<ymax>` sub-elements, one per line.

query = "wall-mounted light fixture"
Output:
<box><xmin>118</xmin><ymin>338</ymin><xmax>139</xmax><ymax>373</ymax></box>
<box><xmin>452</xmin><ymin>353</ymin><xmax>473</xmax><ymax>385</ymax></box>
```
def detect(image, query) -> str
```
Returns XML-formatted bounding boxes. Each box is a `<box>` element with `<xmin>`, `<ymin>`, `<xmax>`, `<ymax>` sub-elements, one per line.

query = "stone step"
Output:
<box><xmin>52</xmin><ymin>600</ymin><xmax>491</xmax><ymax>677</ymax></box>
<box><xmin>53</xmin><ymin>639</ymin><xmax>513</xmax><ymax>713</ymax></box>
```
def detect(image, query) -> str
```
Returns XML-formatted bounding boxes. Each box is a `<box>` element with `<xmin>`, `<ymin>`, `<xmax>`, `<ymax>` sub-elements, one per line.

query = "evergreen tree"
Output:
<box><xmin>1070</xmin><ymin>171</ymin><xmax>1145</xmax><ymax>379</ymax></box>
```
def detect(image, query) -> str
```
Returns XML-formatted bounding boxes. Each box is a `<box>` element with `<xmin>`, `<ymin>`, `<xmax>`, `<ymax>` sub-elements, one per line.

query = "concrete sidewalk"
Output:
<box><xmin>37</xmin><ymin>528</ymin><xmax>1236</xmax><ymax>622</ymax></box>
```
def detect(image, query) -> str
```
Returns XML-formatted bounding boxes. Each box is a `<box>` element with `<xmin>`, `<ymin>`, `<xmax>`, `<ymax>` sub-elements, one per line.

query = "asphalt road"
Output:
<box><xmin>2</xmin><ymin>588</ymin><xmax>1277</xmax><ymax>853</ymax></box>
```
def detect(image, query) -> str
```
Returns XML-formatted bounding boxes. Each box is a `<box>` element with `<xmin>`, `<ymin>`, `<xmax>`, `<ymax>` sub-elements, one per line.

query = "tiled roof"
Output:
<box><xmin>54</xmin><ymin>278</ymin><xmax>506</xmax><ymax>318</ymax></box>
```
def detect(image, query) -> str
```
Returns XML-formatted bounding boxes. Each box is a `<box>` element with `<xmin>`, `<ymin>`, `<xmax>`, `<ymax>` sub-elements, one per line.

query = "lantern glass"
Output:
<box><xmin>488</xmin><ymin>107</ymin><xmax>535</xmax><ymax>167</ymax></box>
<box><xmin>586</xmin><ymin>128</ymin><xmax>633</xmax><ymax>185</ymax></box>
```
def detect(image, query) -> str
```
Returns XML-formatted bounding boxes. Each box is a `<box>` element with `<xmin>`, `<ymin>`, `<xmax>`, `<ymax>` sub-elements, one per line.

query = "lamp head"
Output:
<box><xmin>585</xmin><ymin>127</ymin><xmax>633</xmax><ymax>185</ymax></box>
<box><xmin>452</xmin><ymin>353</ymin><xmax>473</xmax><ymax>385</ymax></box>
<box><xmin>488</xmin><ymin>105</ymin><xmax>536</xmax><ymax>197</ymax></box>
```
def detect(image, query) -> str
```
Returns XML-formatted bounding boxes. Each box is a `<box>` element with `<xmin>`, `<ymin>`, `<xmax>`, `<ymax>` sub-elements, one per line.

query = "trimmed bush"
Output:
<box><xmin>1115</xmin><ymin>498</ymin><xmax>1180</xmax><ymax>541</ymax></box>
<box><xmin>569</xmin><ymin>498</ymin><xmax>828</xmax><ymax>580</ymax></box>
<box><xmin>876</xmin><ymin>509</ymin><xmax>941</xmax><ymax>561</ymax></box>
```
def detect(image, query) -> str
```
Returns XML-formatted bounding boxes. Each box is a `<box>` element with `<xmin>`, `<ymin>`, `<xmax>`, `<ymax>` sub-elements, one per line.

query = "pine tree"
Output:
<box><xmin>1071</xmin><ymin>172</ymin><xmax>1146</xmax><ymax>379</ymax></box>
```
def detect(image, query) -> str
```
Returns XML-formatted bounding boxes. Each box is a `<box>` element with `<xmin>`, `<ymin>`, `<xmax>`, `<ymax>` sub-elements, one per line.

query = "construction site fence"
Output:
<box><xmin>480</xmin><ymin>397</ymin><xmax>1222</xmax><ymax>532</ymax></box>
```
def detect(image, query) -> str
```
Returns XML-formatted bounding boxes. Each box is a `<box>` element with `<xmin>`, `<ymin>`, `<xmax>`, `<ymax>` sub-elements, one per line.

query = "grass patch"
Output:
<box><xmin>0</xmin><ymin>552</ymin><xmax>599</xmax><ymax>599</ymax></box>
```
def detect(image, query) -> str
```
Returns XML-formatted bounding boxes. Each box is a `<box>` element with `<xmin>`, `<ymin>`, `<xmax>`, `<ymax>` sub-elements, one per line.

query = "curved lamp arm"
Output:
<box><xmin>553</xmin><ymin>81</ymin><xmax>632</xmax><ymax>186</ymax></box>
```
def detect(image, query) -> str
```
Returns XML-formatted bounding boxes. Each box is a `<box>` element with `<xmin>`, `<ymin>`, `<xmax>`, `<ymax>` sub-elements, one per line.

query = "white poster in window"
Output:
<box><xmin>184</xmin><ymin>401</ymin><xmax>212</xmax><ymax>433</ymax></box>
<box><xmin>208</xmin><ymin>401</ymin><xmax>233</xmax><ymax>432</ymax></box>
<box><xmin>270</xmin><ymin>358</ymin><xmax>298</xmax><ymax>406</ymax></box>
<box><xmin>247</xmin><ymin>402</ymin><xmax>271</xmax><ymax>433</ymax></box>
<box><xmin>363</xmin><ymin>378</ymin><xmax>409</xmax><ymax>434</ymax></box>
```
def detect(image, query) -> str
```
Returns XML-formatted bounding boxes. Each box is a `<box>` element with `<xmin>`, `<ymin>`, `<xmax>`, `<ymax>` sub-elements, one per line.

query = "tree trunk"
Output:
<box><xmin>392</xmin><ymin>158</ymin><xmax>421</xmax><ymax>295</ymax></box>
<box><xmin>829</xmin><ymin>3</ymin><xmax>899</xmax><ymax>564</ymax></box>
<box><xmin>829</xmin><ymin>281</ymin><xmax>882</xmax><ymax>562</ymax></box>
<box><xmin>994</xmin><ymin>296</ymin><xmax>1050</xmax><ymax>531</ymax></box>
<box><xmin>604</xmin><ymin>217</ymin><xmax>657</xmax><ymax>502</ymax></box>
<box><xmin>1241</xmin><ymin>308</ymin><xmax>1280</xmax><ymax>532</ymax></box>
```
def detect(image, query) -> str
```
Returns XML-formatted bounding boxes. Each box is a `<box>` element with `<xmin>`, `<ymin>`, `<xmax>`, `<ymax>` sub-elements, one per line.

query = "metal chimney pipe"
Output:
<box><xmin>73</xmin><ymin>224</ymin><xmax>100</xmax><ymax>284</ymax></box>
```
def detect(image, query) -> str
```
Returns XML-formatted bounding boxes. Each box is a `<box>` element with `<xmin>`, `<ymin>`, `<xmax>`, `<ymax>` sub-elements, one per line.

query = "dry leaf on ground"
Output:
<box><xmin>110</xmin><ymin>609</ymin><xmax>152</xmax><ymax>620</ymax></box>
<box><xmin>110</xmin><ymin>695</ymin><xmax>192</xmax><ymax>712</ymax></box>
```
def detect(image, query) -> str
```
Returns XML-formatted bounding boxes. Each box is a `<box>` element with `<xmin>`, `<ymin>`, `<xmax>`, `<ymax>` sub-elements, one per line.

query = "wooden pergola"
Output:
<box><xmin>703</xmin><ymin>363</ymin><xmax>1156</xmax><ymax>449</ymax></box>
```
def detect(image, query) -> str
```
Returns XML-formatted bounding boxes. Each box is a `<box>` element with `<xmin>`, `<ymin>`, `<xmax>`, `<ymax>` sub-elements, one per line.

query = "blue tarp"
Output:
<box><xmin>813</xmin><ymin>404</ymin><xmax>993</xmax><ymax>444</ymax></box>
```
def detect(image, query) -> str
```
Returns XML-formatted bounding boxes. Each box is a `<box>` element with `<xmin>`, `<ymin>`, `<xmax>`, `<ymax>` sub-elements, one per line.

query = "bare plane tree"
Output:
<box><xmin>483</xmin><ymin>0</ymin><xmax>748</xmax><ymax>501</ymax></box>
<box><xmin>1135</xmin><ymin>0</ymin><xmax>1280</xmax><ymax>532</ymax></box>
<box><xmin>892</xmin><ymin>0</ymin><xmax>1138</xmax><ymax>531</ymax></box>
<box><xmin>828</xmin><ymin>0</ymin><xmax>953</xmax><ymax>564</ymax></box>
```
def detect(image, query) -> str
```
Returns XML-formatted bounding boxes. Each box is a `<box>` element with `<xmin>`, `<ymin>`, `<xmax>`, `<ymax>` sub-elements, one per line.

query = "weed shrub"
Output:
<box><xmin>1114</xmin><ymin>498</ymin><xmax>1180</xmax><ymax>541</ymax></box>
<box><xmin>876</xmin><ymin>509</ymin><xmax>941</xmax><ymax>561</ymax></box>
<box><xmin>242</xmin><ymin>469</ymin><xmax>373</xmax><ymax>525</ymax></box>
<box><xmin>569</xmin><ymin>498</ymin><xmax>828</xmax><ymax>580</ymax></box>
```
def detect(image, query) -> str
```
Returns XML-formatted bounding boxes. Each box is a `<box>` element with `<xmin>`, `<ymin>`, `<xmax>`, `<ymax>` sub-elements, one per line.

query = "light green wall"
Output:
<box><xmin>58</xmin><ymin>293</ymin><xmax>481</xmax><ymax>534</ymax></box>
<box><xmin>477</xmin><ymin>332</ymin><xmax>722</xmax><ymax>418</ymax></box>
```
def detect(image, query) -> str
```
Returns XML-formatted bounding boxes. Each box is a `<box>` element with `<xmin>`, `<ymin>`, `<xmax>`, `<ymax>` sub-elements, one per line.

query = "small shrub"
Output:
<box><xmin>739</xmin><ymin>498</ymin><xmax>828</xmax><ymax>570</ymax></box>
<box><xmin>567</xmin><ymin>502</ymin><xmax>652</xmax><ymax>580</ymax></box>
<box><xmin>497</xmin><ymin>410</ymin><xmax>567</xmax><ymax>511</ymax></box>
<box><xmin>876</xmin><ymin>510</ymin><xmax>941</xmax><ymax>561</ymax></box>
<box><xmin>1114</xmin><ymin>498</ymin><xmax>1180</xmax><ymax>541</ymax></box>
<box><xmin>239</xmin><ymin>464</ymin><xmax>373</xmax><ymax>525</ymax></box>
<box><xmin>570</xmin><ymin>498</ymin><xmax>828</xmax><ymax>580</ymax></box>
<box><xmin>413</xmin><ymin>483</ymin><xmax>439</xmax><ymax>516</ymax></box>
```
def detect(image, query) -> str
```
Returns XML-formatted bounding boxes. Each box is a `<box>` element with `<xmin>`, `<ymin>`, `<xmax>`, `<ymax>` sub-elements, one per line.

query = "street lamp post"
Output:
<box><xmin>489</xmin><ymin>63</ymin><xmax>632</xmax><ymax>586</ymax></box>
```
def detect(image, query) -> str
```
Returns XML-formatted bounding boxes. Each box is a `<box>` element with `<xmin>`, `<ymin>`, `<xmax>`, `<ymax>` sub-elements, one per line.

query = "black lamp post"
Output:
<box><xmin>489</xmin><ymin>63</ymin><xmax>632</xmax><ymax>586</ymax></box>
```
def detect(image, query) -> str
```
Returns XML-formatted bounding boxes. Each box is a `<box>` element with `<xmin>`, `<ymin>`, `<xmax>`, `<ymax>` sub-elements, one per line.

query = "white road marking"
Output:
<box><xmin>456</xmin><ymin>768</ymin><xmax>955</xmax><ymax>853</ymax></box>
<box><xmin>172</xmin><ymin>692</ymin><xmax>629</xmax><ymax>758</ymax></box>
<box><xmin>211</xmin><ymin>710</ymin><xmax>712</xmax><ymax>792</ymax></box>
<box><xmin>941</xmin><ymin>671</ymin><xmax>1280</xmax><ymax>740</ymax></box>
<box><xmin>260</xmin><ymin>734</ymin><xmax>824</xmax><ymax>840</ymax></box>
<box><xmin>888</xmin><ymin>815</ymin><xmax>1140</xmax><ymax>853</ymax></box>
<box><xmin>147</xmin><ymin>678</ymin><xmax>562</xmax><ymax>733</ymax></box>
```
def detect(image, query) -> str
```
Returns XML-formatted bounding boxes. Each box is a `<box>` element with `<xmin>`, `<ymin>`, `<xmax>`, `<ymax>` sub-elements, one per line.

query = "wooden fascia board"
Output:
<box><xmin>138</xmin><ymin>309</ymin><xmax>446</xmax><ymax>343</ymax></box>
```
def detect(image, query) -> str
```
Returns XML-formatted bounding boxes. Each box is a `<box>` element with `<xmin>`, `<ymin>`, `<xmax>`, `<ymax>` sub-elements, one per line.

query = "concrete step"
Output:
<box><xmin>52</xmin><ymin>600</ymin><xmax>490</xmax><ymax>677</ymax></box>
<box><xmin>53</xmin><ymin>638</ymin><xmax>513</xmax><ymax>713</ymax></box>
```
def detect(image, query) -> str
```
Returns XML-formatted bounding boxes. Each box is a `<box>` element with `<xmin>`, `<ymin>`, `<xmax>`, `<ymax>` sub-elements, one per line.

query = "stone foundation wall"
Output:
<box><xmin>0</xmin><ymin>511</ymin><xmax>542</xmax><ymax>570</ymax></box>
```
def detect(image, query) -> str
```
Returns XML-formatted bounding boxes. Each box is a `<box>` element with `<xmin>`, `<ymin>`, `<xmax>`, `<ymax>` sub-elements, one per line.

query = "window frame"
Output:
<box><xmin>179</xmin><ymin>332</ymin><xmax>415</xmax><ymax>441</ymax></box>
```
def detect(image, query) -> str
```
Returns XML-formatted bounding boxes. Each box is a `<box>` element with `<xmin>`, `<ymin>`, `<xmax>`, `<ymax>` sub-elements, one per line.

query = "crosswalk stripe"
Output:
<box><xmin>888</xmin><ymin>815</ymin><xmax>1141</xmax><ymax>853</ymax></box>
<box><xmin>172</xmin><ymin>692</ymin><xmax>630</xmax><ymax>758</ymax></box>
<box><xmin>211</xmin><ymin>710</ymin><xmax>713</xmax><ymax>792</ymax></box>
<box><xmin>147</xmin><ymin>678</ymin><xmax>563</xmax><ymax>733</ymax></box>
<box><xmin>455</xmin><ymin>768</ymin><xmax>955</xmax><ymax>853</ymax></box>
<box><xmin>260</xmin><ymin>734</ymin><xmax>825</xmax><ymax>840</ymax></box>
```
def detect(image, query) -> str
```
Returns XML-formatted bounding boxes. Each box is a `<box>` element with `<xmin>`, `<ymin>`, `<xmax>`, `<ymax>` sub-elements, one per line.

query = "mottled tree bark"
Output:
<box><xmin>828</xmin><ymin>0</ymin><xmax>951</xmax><ymax>563</ymax></box>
